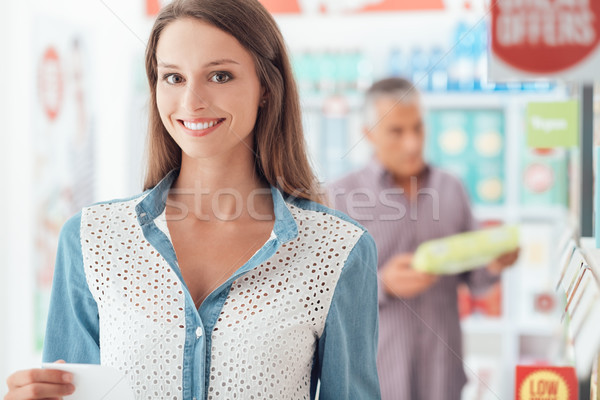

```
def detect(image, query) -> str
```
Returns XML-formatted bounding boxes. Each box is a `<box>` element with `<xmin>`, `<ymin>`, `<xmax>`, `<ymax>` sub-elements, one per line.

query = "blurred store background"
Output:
<box><xmin>1</xmin><ymin>0</ymin><xmax>599</xmax><ymax>398</ymax></box>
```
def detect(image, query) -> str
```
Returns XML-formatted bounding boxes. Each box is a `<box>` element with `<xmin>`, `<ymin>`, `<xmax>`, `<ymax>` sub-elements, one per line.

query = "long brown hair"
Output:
<box><xmin>143</xmin><ymin>0</ymin><xmax>325</xmax><ymax>205</ymax></box>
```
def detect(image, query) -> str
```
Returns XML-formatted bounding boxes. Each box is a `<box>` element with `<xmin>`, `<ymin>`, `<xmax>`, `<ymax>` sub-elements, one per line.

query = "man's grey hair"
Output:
<box><xmin>363</xmin><ymin>77</ymin><xmax>421</xmax><ymax>129</ymax></box>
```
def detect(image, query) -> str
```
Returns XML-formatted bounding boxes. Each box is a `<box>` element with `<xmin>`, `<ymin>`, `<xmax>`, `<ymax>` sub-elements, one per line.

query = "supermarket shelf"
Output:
<box><xmin>422</xmin><ymin>89</ymin><xmax>568</xmax><ymax>110</ymax></box>
<box><xmin>299</xmin><ymin>93</ymin><xmax>362</xmax><ymax>111</ymax></box>
<box><xmin>461</xmin><ymin>315</ymin><xmax>558</xmax><ymax>337</ymax></box>
<box><xmin>424</xmin><ymin>93</ymin><xmax>505</xmax><ymax>109</ymax></box>
<box><xmin>556</xmin><ymin>236</ymin><xmax>600</xmax><ymax>379</ymax></box>
<box><xmin>460</xmin><ymin>315</ymin><xmax>506</xmax><ymax>334</ymax></box>
<box><xmin>299</xmin><ymin>87</ymin><xmax>570</xmax><ymax>112</ymax></box>
<box><xmin>581</xmin><ymin>237</ymin><xmax>600</xmax><ymax>283</ymax></box>
<box><xmin>515</xmin><ymin>322</ymin><xmax>560</xmax><ymax>337</ymax></box>
<box><xmin>518</xmin><ymin>205</ymin><xmax>569</xmax><ymax>221</ymax></box>
<box><xmin>472</xmin><ymin>205</ymin><xmax>568</xmax><ymax>222</ymax></box>
<box><xmin>472</xmin><ymin>205</ymin><xmax>508</xmax><ymax>221</ymax></box>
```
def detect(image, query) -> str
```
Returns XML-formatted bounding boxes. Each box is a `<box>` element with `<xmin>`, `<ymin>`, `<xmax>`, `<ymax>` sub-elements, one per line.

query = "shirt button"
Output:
<box><xmin>195</xmin><ymin>326</ymin><xmax>203</xmax><ymax>339</ymax></box>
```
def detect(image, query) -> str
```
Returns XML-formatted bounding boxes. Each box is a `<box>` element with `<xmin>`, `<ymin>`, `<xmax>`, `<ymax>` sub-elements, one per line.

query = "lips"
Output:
<box><xmin>178</xmin><ymin>118</ymin><xmax>225</xmax><ymax>131</ymax></box>
<box><xmin>176</xmin><ymin>117</ymin><xmax>225</xmax><ymax>137</ymax></box>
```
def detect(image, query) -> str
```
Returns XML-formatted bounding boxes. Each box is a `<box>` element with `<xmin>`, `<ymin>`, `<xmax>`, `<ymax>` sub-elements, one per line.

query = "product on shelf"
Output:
<box><xmin>474</xmin><ymin>130</ymin><xmax>502</xmax><ymax>157</ymax></box>
<box><xmin>412</xmin><ymin>225</ymin><xmax>520</xmax><ymax>275</ymax></box>
<box><xmin>555</xmin><ymin>237</ymin><xmax>600</xmax><ymax>381</ymax></box>
<box><xmin>429</xmin><ymin>46</ymin><xmax>448</xmax><ymax>92</ymax></box>
<box><xmin>520</xmin><ymin>146</ymin><xmax>568</xmax><ymax>207</ymax></box>
<box><xmin>291</xmin><ymin>49</ymin><xmax>372</xmax><ymax>96</ymax></box>
<box><xmin>515</xmin><ymin>366</ymin><xmax>578</xmax><ymax>400</ymax></box>
<box><xmin>320</xmin><ymin>95</ymin><xmax>351</xmax><ymax>182</ymax></box>
<box><xmin>448</xmin><ymin>20</ymin><xmax>476</xmax><ymax>91</ymax></box>
<box><xmin>458</xmin><ymin>282</ymin><xmax>502</xmax><ymax>318</ymax></box>
<box><xmin>386</xmin><ymin>20</ymin><xmax>554</xmax><ymax>93</ymax></box>
<box><xmin>410</xmin><ymin>47</ymin><xmax>430</xmax><ymax>91</ymax></box>
<box><xmin>534</xmin><ymin>292</ymin><xmax>556</xmax><ymax>314</ymax></box>
<box><xmin>426</xmin><ymin>109</ymin><xmax>505</xmax><ymax>205</ymax></box>
<box><xmin>462</xmin><ymin>354</ymin><xmax>503</xmax><ymax>400</ymax></box>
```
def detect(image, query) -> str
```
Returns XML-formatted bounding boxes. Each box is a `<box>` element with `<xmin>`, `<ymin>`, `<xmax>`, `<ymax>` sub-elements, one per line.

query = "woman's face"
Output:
<box><xmin>155</xmin><ymin>18</ymin><xmax>263</xmax><ymax>160</ymax></box>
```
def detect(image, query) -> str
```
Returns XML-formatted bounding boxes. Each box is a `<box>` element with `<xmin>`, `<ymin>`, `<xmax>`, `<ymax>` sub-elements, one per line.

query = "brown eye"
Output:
<box><xmin>210</xmin><ymin>72</ymin><xmax>232</xmax><ymax>84</ymax></box>
<box><xmin>165</xmin><ymin>74</ymin><xmax>183</xmax><ymax>85</ymax></box>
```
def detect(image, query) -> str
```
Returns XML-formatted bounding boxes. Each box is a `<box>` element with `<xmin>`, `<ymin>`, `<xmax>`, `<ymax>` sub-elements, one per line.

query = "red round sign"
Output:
<box><xmin>38</xmin><ymin>47</ymin><xmax>63</xmax><ymax>122</ymax></box>
<box><xmin>491</xmin><ymin>1</ymin><xmax>600</xmax><ymax>74</ymax></box>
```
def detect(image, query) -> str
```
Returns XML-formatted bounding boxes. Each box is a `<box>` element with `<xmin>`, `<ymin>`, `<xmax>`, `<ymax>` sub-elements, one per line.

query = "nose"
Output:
<box><xmin>181</xmin><ymin>81</ymin><xmax>209</xmax><ymax>112</ymax></box>
<box><xmin>401</xmin><ymin>131</ymin><xmax>423</xmax><ymax>155</ymax></box>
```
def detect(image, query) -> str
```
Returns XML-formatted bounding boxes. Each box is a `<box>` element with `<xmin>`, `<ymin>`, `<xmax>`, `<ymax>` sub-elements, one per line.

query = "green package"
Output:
<box><xmin>412</xmin><ymin>225</ymin><xmax>520</xmax><ymax>275</ymax></box>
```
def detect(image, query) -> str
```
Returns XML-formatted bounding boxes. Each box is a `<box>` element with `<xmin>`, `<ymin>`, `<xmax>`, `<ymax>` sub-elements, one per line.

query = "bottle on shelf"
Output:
<box><xmin>474</xmin><ymin>20</ymin><xmax>494</xmax><ymax>91</ymax></box>
<box><xmin>410</xmin><ymin>47</ymin><xmax>431</xmax><ymax>91</ymax></box>
<box><xmin>388</xmin><ymin>47</ymin><xmax>410</xmax><ymax>80</ymax></box>
<box><xmin>448</xmin><ymin>20</ymin><xmax>476</xmax><ymax>91</ymax></box>
<box><xmin>429</xmin><ymin>46</ymin><xmax>449</xmax><ymax>92</ymax></box>
<box><xmin>318</xmin><ymin>50</ymin><xmax>337</xmax><ymax>95</ymax></box>
<box><xmin>356</xmin><ymin>50</ymin><xmax>373</xmax><ymax>93</ymax></box>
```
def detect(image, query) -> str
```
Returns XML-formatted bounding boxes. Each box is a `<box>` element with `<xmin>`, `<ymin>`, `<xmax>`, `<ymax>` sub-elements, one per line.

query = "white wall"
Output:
<box><xmin>0</xmin><ymin>0</ymin><xmax>10</xmax><ymax>389</ymax></box>
<box><xmin>1</xmin><ymin>1</ymin><xmax>36</xmax><ymax>392</ymax></box>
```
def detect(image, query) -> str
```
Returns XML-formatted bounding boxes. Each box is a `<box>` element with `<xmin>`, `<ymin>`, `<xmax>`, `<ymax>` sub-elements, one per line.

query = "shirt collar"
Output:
<box><xmin>135</xmin><ymin>167</ymin><xmax>298</xmax><ymax>243</ymax></box>
<box><xmin>366</xmin><ymin>154</ymin><xmax>390</xmax><ymax>184</ymax></box>
<box><xmin>366</xmin><ymin>154</ymin><xmax>432</xmax><ymax>187</ymax></box>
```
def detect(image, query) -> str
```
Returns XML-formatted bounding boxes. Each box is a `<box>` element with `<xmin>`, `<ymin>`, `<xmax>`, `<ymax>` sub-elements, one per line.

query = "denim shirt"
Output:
<box><xmin>41</xmin><ymin>167</ymin><xmax>382</xmax><ymax>400</ymax></box>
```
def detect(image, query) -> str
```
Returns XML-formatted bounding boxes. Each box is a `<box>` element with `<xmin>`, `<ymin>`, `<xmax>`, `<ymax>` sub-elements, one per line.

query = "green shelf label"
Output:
<box><xmin>527</xmin><ymin>101</ymin><xmax>579</xmax><ymax>148</ymax></box>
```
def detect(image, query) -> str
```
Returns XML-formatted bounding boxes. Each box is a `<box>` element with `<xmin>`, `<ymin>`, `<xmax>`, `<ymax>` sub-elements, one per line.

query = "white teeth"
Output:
<box><xmin>182</xmin><ymin>120</ymin><xmax>221</xmax><ymax>131</ymax></box>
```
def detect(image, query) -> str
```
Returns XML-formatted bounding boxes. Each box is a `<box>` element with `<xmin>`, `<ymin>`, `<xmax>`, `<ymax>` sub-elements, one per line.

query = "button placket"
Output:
<box><xmin>195</xmin><ymin>326</ymin><xmax>203</xmax><ymax>339</ymax></box>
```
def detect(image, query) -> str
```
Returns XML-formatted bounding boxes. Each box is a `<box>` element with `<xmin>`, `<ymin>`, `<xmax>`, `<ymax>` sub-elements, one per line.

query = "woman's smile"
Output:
<box><xmin>177</xmin><ymin>117</ymin><xmax>226</xmax><ymax>137</ymax></box>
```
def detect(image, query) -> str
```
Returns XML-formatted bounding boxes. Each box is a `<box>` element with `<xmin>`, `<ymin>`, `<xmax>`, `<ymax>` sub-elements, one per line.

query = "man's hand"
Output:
<box><xmin>487</xmin><ymin>247</ymin><xmax>520</xmax><ymax>275</ymax></box>
<box><xmin>380</xmin><ymin>253</ymin><xmax>439</xmax><ymax>298</ymax></box>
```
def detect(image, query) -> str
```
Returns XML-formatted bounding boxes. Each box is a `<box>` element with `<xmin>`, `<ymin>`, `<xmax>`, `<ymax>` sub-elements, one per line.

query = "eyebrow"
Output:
<box><xmin>157</xmin><ymin>58</ymin><xmax>240</xmax><ymax>69</ymax></box>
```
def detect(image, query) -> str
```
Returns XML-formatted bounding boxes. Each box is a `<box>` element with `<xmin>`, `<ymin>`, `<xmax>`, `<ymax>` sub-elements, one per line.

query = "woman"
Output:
<box><xmin>4</xmin><ymin>1</ymin><xmax>381</xmax><ymax>399</ymax></box>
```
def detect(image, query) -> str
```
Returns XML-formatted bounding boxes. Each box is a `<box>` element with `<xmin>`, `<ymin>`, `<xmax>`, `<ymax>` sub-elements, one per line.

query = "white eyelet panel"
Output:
<box><xmin>80</xmin><ymin>195</ymin><xmax>187</xmax><ymax>399</ymax></box>
<box><xmin>207</xmin><ymin>203</ymin><xmax>365</xmax><ymax>399</ymax></box>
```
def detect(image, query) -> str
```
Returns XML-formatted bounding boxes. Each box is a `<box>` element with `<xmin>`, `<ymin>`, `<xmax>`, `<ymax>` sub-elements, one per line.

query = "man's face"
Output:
<box><xmin>365</xmin><ymin>97</ymin><xmax>426</xmax><ymax>179</ymax></box>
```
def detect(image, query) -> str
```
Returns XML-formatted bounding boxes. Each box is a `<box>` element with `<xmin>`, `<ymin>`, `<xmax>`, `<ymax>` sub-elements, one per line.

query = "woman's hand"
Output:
<box><xmin>381</xmin><ymin>253</ymin><xmax>439</xmax><ymax>298</ymax></box>
<box><xmin>4</xmin><ymin>359</ymin><xmax>75</xmax><ymax>400</ymax></box>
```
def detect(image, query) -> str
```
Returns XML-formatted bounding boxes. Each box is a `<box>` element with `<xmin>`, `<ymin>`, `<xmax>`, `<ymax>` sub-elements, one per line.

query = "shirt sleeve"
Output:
<box><xmin>376</xmin><ymin>269</ymin><xmax>395</xmax><ymax>308</ymax></box>
<box><xmin>325</xmin><ymin>182</ymin><xmax>392</xmax><ymax>309</ymax></box>
<box><xmin>313</xmin><ymin>230</ymin><xmax>382</xmax><ymax>399</ymax></box>
<box><xmin>455</xmin><ymin>181</ymin><xmax>501</xmax><ymax>296</ymax></box>
<box><xmin>41</xmin><ymin>210</ymin><xmax>101</xmax><ymax>364</ymax></box>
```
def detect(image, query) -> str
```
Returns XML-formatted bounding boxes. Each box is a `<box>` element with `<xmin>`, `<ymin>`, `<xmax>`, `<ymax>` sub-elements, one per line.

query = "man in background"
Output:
<box><xmin>327</xmin><ymin>78</ymin><xmax>519</xmax><ymax>399</ymax></box>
